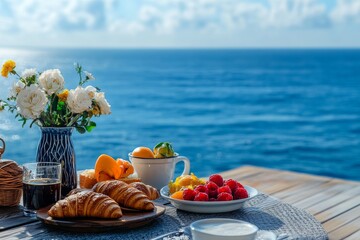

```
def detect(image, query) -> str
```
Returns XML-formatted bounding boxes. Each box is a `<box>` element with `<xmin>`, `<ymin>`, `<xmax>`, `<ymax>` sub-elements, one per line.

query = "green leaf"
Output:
<box><xmin>89</xmin><ymin>121</ymin><xmax>96</xmax><ymax>127</ymax></box>
<box><xmin>52</xmin><ymin>95</ymin><xmax>59</xmax><ymax>112</ymax></box>
<box><xmin>85</xmin><ymin>125</ymin><xmax>96</xmax><ymax>132</ymax></box>
<box><xmin>81</xmin><ymin>117</ymin><xmax>87</xmax><ymax>125</ymax></box>
<box><xmin>57</xmin><ymin>101</ymin><xmax>65</xmax><ymax>111</ymax></box>
<box><xmin>21</xmin><ymin>119</ymin><xmax>27</xmax><ymax>127</ymax></box>
<box><xmin>29</xmin><ymin>119</ymin><xmax>38</xmax><ymax>128</ymax></box>
<box><xmin>75</xmin><ymin>126</ymin><xmax>86</xmax><ymax>134</ymax></box>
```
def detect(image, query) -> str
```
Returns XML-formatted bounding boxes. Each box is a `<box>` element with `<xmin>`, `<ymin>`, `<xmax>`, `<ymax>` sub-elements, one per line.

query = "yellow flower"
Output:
<box><xmin>58</xmin><ymin>89</ymin><xmax>69</xmax><ymax>101</ymax></box>
<box><xmin>1</xmin><ymin>60</ymin><xmax>16</xmax><ymax>78</ymax></box>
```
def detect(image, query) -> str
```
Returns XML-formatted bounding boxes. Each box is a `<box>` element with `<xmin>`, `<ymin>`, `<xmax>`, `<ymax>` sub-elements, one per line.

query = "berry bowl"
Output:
<box><xmin>160</xmin><ymin>185</ymin><xmax>258</xmax><ymax>213</ymax></box>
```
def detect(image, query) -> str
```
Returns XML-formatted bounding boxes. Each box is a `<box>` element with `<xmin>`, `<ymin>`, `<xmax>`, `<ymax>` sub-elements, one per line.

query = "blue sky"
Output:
<box><xmin>0</xmin><ymin>0</ymin><xmax>359</xmax><ymax>48</ymax></box>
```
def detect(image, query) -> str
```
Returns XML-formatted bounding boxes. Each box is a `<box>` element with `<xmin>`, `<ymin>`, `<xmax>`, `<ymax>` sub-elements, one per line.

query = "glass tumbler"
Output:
<box><xmin>22</xmin><ymin>162</ymin><xmax>61</xmax><ymax>217</ymax></box>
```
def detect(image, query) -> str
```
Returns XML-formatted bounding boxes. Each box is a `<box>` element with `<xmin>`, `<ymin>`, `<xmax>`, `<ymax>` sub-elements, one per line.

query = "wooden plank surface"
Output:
<box><xmin>219</xmin><ymin>165</ymin><xmax>360</xmax><ymax>240</ymax></box>
<box><xmin>1</xmin><ymin>165</ymin><xmax>359</xmax><ymax>239</ymax></box>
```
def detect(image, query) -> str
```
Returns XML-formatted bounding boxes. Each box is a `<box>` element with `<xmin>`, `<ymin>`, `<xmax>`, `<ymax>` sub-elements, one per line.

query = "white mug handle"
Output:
<box><xmin>174</xmin><ymin>156</ymin><xmax>190</xmax><ymax>176</ymax></box>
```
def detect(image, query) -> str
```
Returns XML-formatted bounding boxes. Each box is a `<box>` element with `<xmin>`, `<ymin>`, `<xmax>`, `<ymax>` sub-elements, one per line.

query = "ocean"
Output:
<box><xmin>0</xmin><ymin>49</ymin><xmax>359</xmax><ymax>180</ymax></box>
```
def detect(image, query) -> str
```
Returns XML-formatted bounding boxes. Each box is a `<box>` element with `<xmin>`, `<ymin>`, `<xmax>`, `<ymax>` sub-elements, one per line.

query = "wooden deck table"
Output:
<box><xmin>0</xmin><ymin>165</ymin><xmax>359</xmax><ymax>239</ymax></box>
<box><xmin>221</xmin><ymin>166</ymin><xmax>360</xmax><ymax>240</ymax></box>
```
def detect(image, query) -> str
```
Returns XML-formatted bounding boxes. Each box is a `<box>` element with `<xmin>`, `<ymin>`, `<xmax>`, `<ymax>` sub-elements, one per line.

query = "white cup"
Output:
<box><xmin>190</xmin><ymin>218</ymin><xmax>259</xmax><ymax>240</ymax></box>
<box><xmin>128</xmin><ymin>153</ymin><xmax>190</xmax><ymax>189</ymax></box>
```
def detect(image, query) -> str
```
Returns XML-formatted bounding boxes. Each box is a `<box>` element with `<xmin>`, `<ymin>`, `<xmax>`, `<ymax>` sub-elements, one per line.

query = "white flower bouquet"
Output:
<box><xmin>0</xmin><ymin>60</ymin><xmax>111</xmax><ymax>133</ymax></box>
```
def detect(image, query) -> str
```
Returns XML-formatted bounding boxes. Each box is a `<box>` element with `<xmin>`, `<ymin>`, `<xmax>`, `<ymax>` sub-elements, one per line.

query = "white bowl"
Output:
<box><xmin>160</xmin><ymin>185</ymin><xmax>258</xmax><ymax>213</ymax></box>
<box><xmin>190</xmin><ymin>218</ymin><xmax>258</xmax><ymax>240</ymax></box>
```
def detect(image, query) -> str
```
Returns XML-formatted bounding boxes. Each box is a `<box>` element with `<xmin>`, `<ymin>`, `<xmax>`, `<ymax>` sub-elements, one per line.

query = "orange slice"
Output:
<box><xmin>94</xmin><ymin>154</ymin><xmax>124</xmax><ymax>181</ymax></box>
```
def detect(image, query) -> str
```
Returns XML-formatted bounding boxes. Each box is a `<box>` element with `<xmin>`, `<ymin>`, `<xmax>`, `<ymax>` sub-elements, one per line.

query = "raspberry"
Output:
<box><xmin>206</xmin><ymin>181</ymin><xmax>219</xmax><ymax>191</ymax></box>
<box><xmin>225</xmin><ymin>179</ymin><xmax>238</xmax><ymax>192</ymax></box>
<box><xmin>209</xmin><ymin>174</ymin><xmax>224</xmax><ymax>187</ymax></box>
<box><xmin>183</xmin><ymin>188</ymin><xmax>196</xmax><ymax>201</ymax></box>
<box><xmin>218</xmin><ymin>185</ymin><xmax>232</xmax><ymax>195</ymax></box>
<box><xmin>194</xmin><ymin>185</ymin><xmax>209</xmax><ymax>194</ymax></box>
<box><xmin>208</xmin><ymin>189</ymin><xmax>218</xmax><ymax>198</ymax></box>
<box><xmin>194</xmin><ymin>192</ymin><xmax>209</xmax><ymax>201</ymax></box>
<box><xmin>233</xmin><ymin>188</ymin><xmax>248</xmax><ymax>200</ymax></box>
<box><xmin>206</xmin><ymin>181</ymin><xmax>219</xmax><ymax>198</ymax></box>
<box><xmin>237</xmin><ymin>182</ymin><xmax>244</xmax><ymax>189</ymax></box>
<box><xmin>217</xmin><ymin>192</ymin><xmax>233</xmax><ymax>201</ymax></box>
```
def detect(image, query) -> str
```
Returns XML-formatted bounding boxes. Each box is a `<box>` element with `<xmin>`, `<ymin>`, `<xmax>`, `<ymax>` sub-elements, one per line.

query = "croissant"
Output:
<box><xmin>93</xmin><ymin>180</ymin><xmax>154</xmax><ymax>211</ymax></box>
<box><xmin>117</xmin><ymin>177</ymin><xmax>142</xmax><ymax>184</ymax></box>
<box><xmin>67</xmin><ymin>188</ymin><xmax>91</xmax><ymax>197</ymax></box>
<box><xmin>48</xmin><ymin>191</ymin><xmax>122</xmax><ymax>219</ymax></box>
<box><xmin>129</xmin><ymin>182</ymin><xmax>160</xmax><ymax>200</ymax></box>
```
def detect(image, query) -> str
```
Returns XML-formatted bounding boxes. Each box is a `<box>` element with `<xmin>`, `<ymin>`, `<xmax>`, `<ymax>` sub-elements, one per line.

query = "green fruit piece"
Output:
<box><xmin>154</xmin><ymin>142</ymin><xmax>175</xmax><ymax>158</ymax></box>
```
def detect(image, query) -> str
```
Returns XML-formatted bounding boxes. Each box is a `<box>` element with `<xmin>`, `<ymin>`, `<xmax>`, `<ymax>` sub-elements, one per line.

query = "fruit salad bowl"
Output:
<box><xmin>160</xmin><ymin>185</ymin><xmax>258</xmax><ymax>213</ymax></box>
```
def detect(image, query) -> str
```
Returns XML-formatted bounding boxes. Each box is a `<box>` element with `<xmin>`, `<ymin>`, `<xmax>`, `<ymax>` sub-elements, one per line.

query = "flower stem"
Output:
<box><xmin>67</xmin><ymin>114</ymin><xmax>81</xmax><ymax>127</ymax></box>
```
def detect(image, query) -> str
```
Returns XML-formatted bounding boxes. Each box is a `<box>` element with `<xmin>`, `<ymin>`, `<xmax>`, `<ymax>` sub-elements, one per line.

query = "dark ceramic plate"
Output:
<box><xmin>37</xmin><ymin>203</ymin><xmax>165</xmax><ymax>232</ymax></box>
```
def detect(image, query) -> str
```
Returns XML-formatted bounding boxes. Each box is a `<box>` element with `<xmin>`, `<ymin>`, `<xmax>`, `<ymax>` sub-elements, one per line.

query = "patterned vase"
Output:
<box><xmin>36</xmin><ymin>127</ymin><xmax>77</xmax><ymax>197</ymax></box>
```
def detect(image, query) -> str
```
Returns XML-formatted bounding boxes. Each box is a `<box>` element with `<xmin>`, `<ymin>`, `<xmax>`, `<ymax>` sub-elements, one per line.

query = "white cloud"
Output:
<box><xmin>3</xmin><ymin>0</ymin><xmax>106</xmax><ymax>33</ymax></box>
<box><xmin>265</xmin><ymin>0</ymin><xmax>329</xmax><ymax>28</ymax></box>
<box><xmin>0</xmin><ymin>0</ymin><xmax>359</xmax><ymax>47</ymax></box>
<box><xmin>108</xmin><ymin>0</ymin><xmax>331</xmax><ymax>34</ymax></box>
<box><xmin>331</xmin><ymin>0</ymin><xmax>360</xmax><ymax>24</ymax></box>
<box><xmin>0</xmin><ymin>0</ymin><xmax>336</xmax><ymax>34</ymax></box>
<box><xmin>226</xmin><ymin>2</ymin><xmax>267</xmax><ymax>29</ymax></box>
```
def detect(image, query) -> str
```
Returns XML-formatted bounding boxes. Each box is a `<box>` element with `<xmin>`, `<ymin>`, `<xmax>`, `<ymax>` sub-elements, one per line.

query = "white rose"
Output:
<box><xmin>38</xmin><ymin>69</ymin><xmax>64</xmax><ymax>95</ymax></box>
<box><xmin>66</xmin><ymin>87</ymin><xmax>93</xmax><ymax>114</ymax></box>
<box><xmin>21</xmin><ymin>68</ymin><xmax>37</xmax><ymax>79</ymax></box>
<box><xmin>16</xmin><ymin>85</ymin><xmax>48</xmax><ymax>119</ymax></box>
<box><xmin>10</xmin><ymin>80</ymin><xmax>26</xmax><ymax>98</ymax></box>
<box><xmin>85</xmin><ymin>85</ymin><xmax>97</xmax><ymax>99</ymax></box>
<box><xmin>95</xmin><ymin>92</ymin><xmax>111</xmax><ymax>115</ymax></box>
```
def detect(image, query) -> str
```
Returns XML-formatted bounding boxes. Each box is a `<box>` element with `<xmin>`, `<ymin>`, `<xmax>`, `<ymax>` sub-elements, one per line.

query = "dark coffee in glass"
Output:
<box><xmin>23</xmin><ymin>178</ymin><xmax>61</xmax><ymax>211</ymax></box>
<box><xmin>22</xmin><ymin>163</ymin><xmax>61</xmax><ymax>217</ymax></box>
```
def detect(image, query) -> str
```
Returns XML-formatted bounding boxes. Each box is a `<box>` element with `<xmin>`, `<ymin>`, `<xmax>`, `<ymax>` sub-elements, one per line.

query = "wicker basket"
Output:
<box><xmin>0</xmin><ymin>160</ymin><xmax>23</xmax><ymax>207</ymax></box>
<box><xmin>0</xmin><ymin>138</ymin><xmax>23</xmax><ymax>207</ymax></box>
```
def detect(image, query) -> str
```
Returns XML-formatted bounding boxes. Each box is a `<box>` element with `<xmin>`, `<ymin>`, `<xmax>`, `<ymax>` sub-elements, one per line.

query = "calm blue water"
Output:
<box><xmin>1</xmin><ymin>49</ymin><xmax>360</xmax><ymax>180</ymax></box>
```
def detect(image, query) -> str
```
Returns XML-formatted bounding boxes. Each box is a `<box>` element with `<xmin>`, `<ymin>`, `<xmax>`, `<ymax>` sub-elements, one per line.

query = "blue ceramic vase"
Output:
<box><xmin>36</xmin><ymin>127</ymin><xmax>77</xmax><ymax>197</ymax></box>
